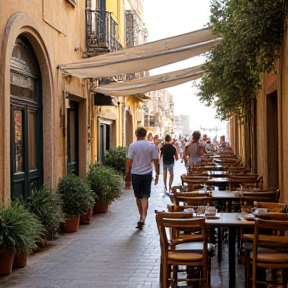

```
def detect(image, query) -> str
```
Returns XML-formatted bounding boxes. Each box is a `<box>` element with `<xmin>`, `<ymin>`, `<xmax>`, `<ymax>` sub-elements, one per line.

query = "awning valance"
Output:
<box><xmin>92</xmin><ymin>65</ymin><xmax>205</xmax><ymax>96</ymax></box>
<box><xmin>94</xmin><ymin>93</ymin><xmax>118</xmax><ymax>106</ymax></box>
<box><xmin>59</xmin><ymin>27</ymin><xmax>221</xmax><ymax>79</ymax></box>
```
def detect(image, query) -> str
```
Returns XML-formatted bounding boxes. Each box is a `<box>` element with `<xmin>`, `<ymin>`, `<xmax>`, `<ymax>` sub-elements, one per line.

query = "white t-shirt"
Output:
<box><xmin>127</xmin><ymin>140</ymin><xmax>158</xmax><ymax>175</ymax></box>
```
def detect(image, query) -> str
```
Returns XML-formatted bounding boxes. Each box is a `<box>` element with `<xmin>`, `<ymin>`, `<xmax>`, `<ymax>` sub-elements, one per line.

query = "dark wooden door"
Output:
<box><xmin>67</xmin><ymin>101</ymin><xmax>79</xmax><ymax>175</ymax></box>
<box><xmin>99</xmin><ymin>123</ymin><xmax>110</xmax><ymax>164</ymax></box>
<box><xmin>10</xmin><ymin>36</ymin><xmax>43</xmax><ymax>199</ymax></box>
<box><xmin>267</xmin><ymin>91</ymin><xmax>279</xmax><ymax>189</ymax></box>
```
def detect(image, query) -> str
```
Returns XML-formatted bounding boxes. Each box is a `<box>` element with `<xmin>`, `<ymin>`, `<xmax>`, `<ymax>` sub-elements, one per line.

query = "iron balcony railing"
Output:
<box><xmin>85</xmin><ymin>9</ymin><xmax>123</xmax><ymax>54</ymax></box>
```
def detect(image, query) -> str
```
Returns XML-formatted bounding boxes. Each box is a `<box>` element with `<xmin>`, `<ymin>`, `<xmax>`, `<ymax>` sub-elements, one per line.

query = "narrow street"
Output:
<box><xmin>0</xmin><ymin>160</ymin><xmax>245</xmax><ymax>288</ymax></box>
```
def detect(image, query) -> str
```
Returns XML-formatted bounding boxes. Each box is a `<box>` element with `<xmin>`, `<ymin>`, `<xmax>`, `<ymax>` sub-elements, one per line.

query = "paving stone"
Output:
<box><xmin>0</xmin><ymin>161</ymin><xmax>245</xmax><ymax>288</ymax></box>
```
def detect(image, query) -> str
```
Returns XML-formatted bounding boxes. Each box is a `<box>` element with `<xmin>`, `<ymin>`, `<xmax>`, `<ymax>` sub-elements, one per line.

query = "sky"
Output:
<box><xmin>143</xmin><ymin>0</ymin><xmax>227</xmax><ymax>137</ymax></box>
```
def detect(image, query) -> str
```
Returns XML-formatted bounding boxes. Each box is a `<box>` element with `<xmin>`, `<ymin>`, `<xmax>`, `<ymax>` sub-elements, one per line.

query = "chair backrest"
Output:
<box><xmin>189</xmin><ymin>165</ymin><xmax>220</xmax><ymax>173</ymax></box>
<box><xmin>240</xmin><ymin>190</ymin><xmax>279</xmax><ymax>206</ymax></box>
<box><xmin>228</xmin><ymin>166</ymin><xmax>247</xmax><ymax>173</ymax></box>
<box><xmin>252</xmin><ymin>218</ymin><xmax>288</xmax><ymax>288</ymax></box>
<box><xmin>171</xmin><ymin>193</ymin><xmax>212</xmax><ymax>212</ymax></box>
<box><xmin>155</xmin><ymin>210</ymin><xmax>207</xmax><ymax>251</ymax></box>
<box><xmin>253</xmin><ymin>218</ymin><xmax>288</xmax><ymax>249</ymax></box>
<box><xmin>255</xmin><ymin>201</ymin><xmax>285</xmax><ymax>212</ymax></box>
<box><xmin>240</xmin><ymin>190</ymin><xmax>280</xmax><ymax>206</ymax></box>
<box><xmin>181</xmin><ymin>174</ymin><xmax>208</xmax><ymax>190</ymax></box>
<box><xmin>213</xmin><ymin>158</ymin><xmax>240</xmax><ymax>165</ymax></box>
<box><xmin>228</xmin><ymin>174</ymin><xmax>259</xmax><ymax>190</ymax></box>
<box><xmin>181</xmin><ymin>174</ymin><xmax>210</xmax><ymax>180</ymax></box>
<box><xmin>257</xmin><ymin>212</ymin><xmax>288</xmax><ymax>221</ymax></box>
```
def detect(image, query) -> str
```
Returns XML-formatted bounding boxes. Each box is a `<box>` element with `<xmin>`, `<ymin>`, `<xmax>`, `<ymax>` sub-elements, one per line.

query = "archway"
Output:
<box><xmin>10</xmin><ymin>36</ymin><xmax>43</xmax><ymax>199</ymax></box>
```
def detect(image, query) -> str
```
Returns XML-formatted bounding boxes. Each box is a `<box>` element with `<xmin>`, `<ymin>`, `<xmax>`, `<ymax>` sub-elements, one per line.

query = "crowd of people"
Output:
<box><xmin>125</xmin><ymin>127</ymin><xmax>230</xmax><ymax>229</ymax></box>
<box><xmin>148</xmin><ymin>130</ymin><xmax>230</xmax><ymax>185</ymax></box>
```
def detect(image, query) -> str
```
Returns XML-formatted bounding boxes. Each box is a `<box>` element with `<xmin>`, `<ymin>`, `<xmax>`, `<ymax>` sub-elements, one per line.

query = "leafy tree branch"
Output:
<box><xmin>197</xmin><ymin>0</ymin><xmax>288</xmax><ymax>120</ymax></box>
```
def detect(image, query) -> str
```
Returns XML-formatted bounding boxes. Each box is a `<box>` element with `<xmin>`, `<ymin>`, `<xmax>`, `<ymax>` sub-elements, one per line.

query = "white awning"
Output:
<box><xmin>92</xmin><ymin>65</ymin><xmax>205</xmax><ymax>96</ymax></box>
<box><xmin>59</xmin><ymin>27</ymin><xmax>221</xmax><ymax>78</ymax></box>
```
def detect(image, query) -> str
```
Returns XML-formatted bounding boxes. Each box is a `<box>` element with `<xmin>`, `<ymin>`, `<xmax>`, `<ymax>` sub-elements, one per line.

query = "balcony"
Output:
<box><xmin>85</xmin><ymin>9</ymin><xmax>123</xmax><ymax>56</ymax></box>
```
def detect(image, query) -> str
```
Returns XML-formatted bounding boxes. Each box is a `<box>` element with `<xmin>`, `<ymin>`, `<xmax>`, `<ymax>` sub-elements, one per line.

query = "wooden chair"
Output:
<box><xmin>239</xmin><ymin>199</ymin><xmax>284</xmax><ymax>267</ymax></box>
<box><xmin>255</xmin><ymin>201</ymin><xmax>286</xmax><ymax>212</ymax></box>
<box><xmin>171</xmin><ymin>193</ymin><xmax>212</xmax><ymax>213</ymax></box>
<box><xmin>246</xmin><ymin>219</ymin><xmax>288</xmax><ymax>288</ymax></box>
<box><xmin>213</xmin><ymin>157</ymin><xmax>240</xmax><ymax>166</ymax></box>
<box><xmin>189</xmin><ymin>165</ymin><xmax>219</xmax><ymax>174</ymax></box>
<box><xmin>180</xmin><ymin>174</ymin><xmax>208</xmax><ymax>191</ymax></box>
<box><xmin>155</xmin><ymin>210</ymin><xmax>210</xmax><ymax>287</ymax></box>
<box><xmin>240</xmin><ymin>190</ymin><xmax>280</xmax><ymax>206</ymax></box>
<box><xmin>228</xmin><ymin>174</ymin><xmax>259</xmax><ymax>190</ymax></box>
<box><xmin>228</xmin><ymin>166</ymin><xmax>248</xmax><ymax>174</ymax></box>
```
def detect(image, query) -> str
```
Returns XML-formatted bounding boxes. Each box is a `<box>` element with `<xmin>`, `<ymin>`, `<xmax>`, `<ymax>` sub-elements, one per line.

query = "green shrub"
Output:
<box><xmin>104</xmin><ymin>146</ymin><xmax>128</xmax><ymax>176</ymax></box>
<box><xmin>57</xmin><ymin>174</ymin><xmax>96</xmax><ymax>216</ymax></box>
<box><xmin>23</xmin><ymin>187</ymin><xmax>64</xmax><ymax>241</ymax></box>
<box><xmin>0</xmin><ymin>201</ymin><xmax>44</xmax><ymax>255</ymax></box>
<box><xmin>87</xmin><ymin>164</ymin><xmax>123</xmax><ymax>204</ymax></box>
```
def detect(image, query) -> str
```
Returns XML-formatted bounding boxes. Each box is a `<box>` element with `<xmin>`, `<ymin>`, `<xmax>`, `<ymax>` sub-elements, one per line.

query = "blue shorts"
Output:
<box><xmin>163</xmin><ymin>163</ymin><xmax>174</xmax><ymax>173</ymax></box>
<box><xmin>131</xmin><ymin>173</ymin><xmax>152</xmax><ymax>199</ymax></box>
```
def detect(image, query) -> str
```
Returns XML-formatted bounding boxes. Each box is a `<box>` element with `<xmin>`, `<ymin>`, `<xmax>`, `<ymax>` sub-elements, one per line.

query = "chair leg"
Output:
<box><xmin>172</xmin><ymin>265</ymin><xmax>178</xmax><ymax>287</ymax></box>
<box><xmin>283</xmin><ymin>268</ymin><xmax>288</xmax><ymax>287</ymax></box>
<box><xmin>217</xmin><ymin>228</ymin><xmax>222</xmax><ymax>263</ymax></box>
<box><xmin>159</xmin><ymin>258</ymin><xmax>163</xmax><ymax>288</ymax></box>
<box><xmin>162</xmin><ymin>262</ymin><xmax>168</xmax><ymax>288</ymax></box>
<box><xmin>208</xmin><ymin>257</ymin><xmax>212</xmax><ymax>284</ymax></box>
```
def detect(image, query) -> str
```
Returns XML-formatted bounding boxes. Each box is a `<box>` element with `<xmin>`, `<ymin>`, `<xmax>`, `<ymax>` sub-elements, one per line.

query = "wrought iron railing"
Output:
<box><xmin>85</xmin><ymin>9</ymin><xmax>123</xmax><ymax>54</ymax></box>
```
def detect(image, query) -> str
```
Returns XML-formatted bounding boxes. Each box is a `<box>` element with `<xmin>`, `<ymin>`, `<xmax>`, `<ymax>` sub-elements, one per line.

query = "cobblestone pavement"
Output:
<box><xmin>0</xmin><ymin>161</ymin><xmax>245</xmax><ymax>288</ymax></box>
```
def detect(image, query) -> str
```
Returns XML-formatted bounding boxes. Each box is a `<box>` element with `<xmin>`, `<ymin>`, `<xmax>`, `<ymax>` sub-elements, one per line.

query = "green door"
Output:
<box><xmin>10</xmin><ymin>36</ymin><xmax>43</xmax><ymax>199</ymax></box>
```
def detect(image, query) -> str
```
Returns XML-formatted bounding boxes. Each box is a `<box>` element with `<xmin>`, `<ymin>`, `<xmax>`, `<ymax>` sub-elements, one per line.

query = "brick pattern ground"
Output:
<box><xmin>0</xmin><ymin>161</ymin><xmax>245</xmax><ymax>288</ymax></box>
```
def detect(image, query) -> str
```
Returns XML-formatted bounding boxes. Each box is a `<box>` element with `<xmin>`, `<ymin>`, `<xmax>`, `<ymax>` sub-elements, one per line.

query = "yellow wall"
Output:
<box><xmin>107</xmin><ymin>0</ymin><xmax>126</xmax><ymax>47</ymax></box>
<box><xmin>0</xmin><ymin>0</ymin><xmax>90</xmax><ymax>204</ymax></box>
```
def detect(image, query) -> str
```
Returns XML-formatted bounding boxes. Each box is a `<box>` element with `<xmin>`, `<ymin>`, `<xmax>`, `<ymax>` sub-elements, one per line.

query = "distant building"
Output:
<box><xmin>174</xmin><ymin>115</ymin><xmax>191</xmax><ymax>136</ymax></box>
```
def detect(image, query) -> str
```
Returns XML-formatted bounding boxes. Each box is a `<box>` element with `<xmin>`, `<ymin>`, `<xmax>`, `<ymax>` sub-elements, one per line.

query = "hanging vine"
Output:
<box><xmin>196</xmin><ymin>0</ymin><xmax>288</xmax><ymax>120</ymax></box>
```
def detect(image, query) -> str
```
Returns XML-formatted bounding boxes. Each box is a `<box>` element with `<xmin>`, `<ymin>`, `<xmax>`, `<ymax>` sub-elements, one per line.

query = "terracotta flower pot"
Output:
<box><xmin>93</xmin><ymin>200</ymin><xmax>109</xmax><ymax>214</ymax></box>
<box><xmin>13</xmin><ymin>253</ymin><xmax>28</xmax><ymax>268</ymax></box>
<box><xmin>80</xmin><ymin>208</ymin><xmax>93</xmax><ymax>225</ymax></box>
<box><xmin>63</xmin><ymin>215</ymin><xmax>80</xmax><ymax>233</ymax></box>
<box><xmin>0</xmin><ymin>251</ymin><xmax>15</xmax><ymax>275</ymax></box>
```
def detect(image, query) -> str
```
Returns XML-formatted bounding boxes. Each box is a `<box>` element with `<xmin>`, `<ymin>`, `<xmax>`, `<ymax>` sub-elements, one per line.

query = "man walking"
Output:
<box><xmin>160</xmin><ymin>134</ymin><xmax>179</xmax><ymax>192</ymax></box>
<box><xmin>125</xmin><ymin>127</ymin><xmax>159</xmax><ymax>229</ymax></box>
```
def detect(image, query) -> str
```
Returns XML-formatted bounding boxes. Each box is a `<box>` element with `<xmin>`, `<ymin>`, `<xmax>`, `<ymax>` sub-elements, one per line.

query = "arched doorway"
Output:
<box><xmin>10</xmin><ymin>36</ymin><xmax>43</xmax><ymax>199</ymax></box>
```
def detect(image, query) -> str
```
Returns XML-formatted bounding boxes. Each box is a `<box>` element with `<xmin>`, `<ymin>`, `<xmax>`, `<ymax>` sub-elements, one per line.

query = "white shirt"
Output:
<box><xmin>127</xmin><ymin>140</ymin><xmax>158</xmax><ymax>175</ymax></box>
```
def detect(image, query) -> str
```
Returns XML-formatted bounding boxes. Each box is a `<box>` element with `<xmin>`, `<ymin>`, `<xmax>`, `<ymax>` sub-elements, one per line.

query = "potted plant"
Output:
<box><xmin>21</xmin><ymin>186</ymin><xmax>65</xmax><ymax>246</ymax></box>
<box><xmin>57</xmin><ymin>174</ymin><xmax>96</xmax><ymax>232</ymax></box>
<box><xmin>0</xmin><ymin>201</ymin><xmax>44</xmax><ymax>273</ymax></box>
<box><xmin>87</xmin><ymin>164</ymin><xmax>123</xmax><ymax>213</ymax></box>
<box><xmin>104</xmin><ymin>146</ymin><xmax>128</xmax><ymax>176</ymax></box>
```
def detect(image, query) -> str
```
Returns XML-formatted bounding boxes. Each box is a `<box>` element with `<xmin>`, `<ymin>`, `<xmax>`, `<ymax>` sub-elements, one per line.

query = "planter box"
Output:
<box><xmin>63</xmin><ymin>215</ymin><xmax>80</xmax><ymax>232</ymax></box>
<box><xmin>13</xmin><ymin>253</ymin><xmax>27</xmax><ymax>268</ymax></box>
<box><xmin>0</xmin><ymin>251</ymin><xmax>15</xmax><ymax>275</ymax></box>
<box><xmin>80</xmin><ymin>209</ymin><xmax>93</xmax><ymax>224</ymax></box>
<box><xmin>93</xmin><ymin>200</ymin><xmax>109</xmax><ymax>214</ymax></box>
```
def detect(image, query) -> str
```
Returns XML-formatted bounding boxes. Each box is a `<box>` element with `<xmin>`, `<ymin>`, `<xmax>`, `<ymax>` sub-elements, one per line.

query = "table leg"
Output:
<box><xmin>217</xmin><ymin>227</ymin><xmax>222</xmax><ymax>263</ymax></box>
<box><xmin>228</xmin><ymin>227</ymin><xmax>236</xmax><ymax>288</ymax></box>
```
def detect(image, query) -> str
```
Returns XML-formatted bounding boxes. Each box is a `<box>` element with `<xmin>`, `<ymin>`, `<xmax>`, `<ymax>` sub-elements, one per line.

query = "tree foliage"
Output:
<box><xmin>197</xmin><ymin>0</ymin><xmax>288</xmax><ymax>120</ymax></box>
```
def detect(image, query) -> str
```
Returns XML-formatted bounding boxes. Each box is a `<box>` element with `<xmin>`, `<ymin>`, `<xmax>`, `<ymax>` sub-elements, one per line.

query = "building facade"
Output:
<box><xmin>0</xmin><ymin>0</ymin><xmax>130</xmax><ymax>204</ymax></box>
<box><xmin>230</xmin><ymin>26</ymin><xmax>288</xmax><ymax>203</ymax></box>
<box><xmin>174</xmin><ymin>115</ymin><xmax>191</xmax><ymax>136</ymax></box>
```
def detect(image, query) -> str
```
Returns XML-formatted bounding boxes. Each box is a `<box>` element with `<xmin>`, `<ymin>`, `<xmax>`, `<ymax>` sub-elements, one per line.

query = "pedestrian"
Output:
<box><xmin>184</xmin><ymin>130</ymin><xmax>205</xmax><ymax>170</ymax></box>
<box><xmin>160</xmin><ymin>134</ymin><xmax>179</xmax><ymax>192</ymax></box>
<box><xmin>125</xmin><ymin>127</ymin><xmax>160</xmax><ymax>230</ymax></box>
<box><xmin>147</xmin><ymin>132</ymin><xmax>153</xmax><ymax>142</ymax></box>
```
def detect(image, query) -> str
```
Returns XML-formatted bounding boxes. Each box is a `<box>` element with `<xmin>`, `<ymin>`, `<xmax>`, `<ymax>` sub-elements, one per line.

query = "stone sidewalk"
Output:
<box><xmin>0</xmin><ymin>162</ymin><xmax>187</xmax><ymax>288</ymax></box>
